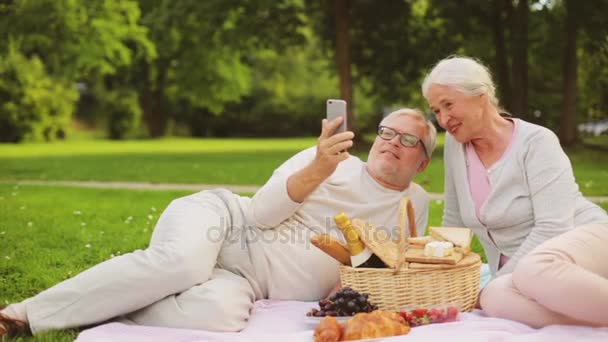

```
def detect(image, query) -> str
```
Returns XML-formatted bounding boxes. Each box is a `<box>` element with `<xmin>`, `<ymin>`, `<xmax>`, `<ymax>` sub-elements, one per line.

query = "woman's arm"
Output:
<box><xmin>497</xmin><ymin>130</ymin><xmax>577</xmax><ymax>275</ymax></box>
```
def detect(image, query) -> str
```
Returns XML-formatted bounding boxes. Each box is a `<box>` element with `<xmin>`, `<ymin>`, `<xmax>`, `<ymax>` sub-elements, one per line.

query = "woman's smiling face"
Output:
<box><xmin>427</xmin><ymin>84</ymin><xmax>486</xmax><ymax>143</ymax></box>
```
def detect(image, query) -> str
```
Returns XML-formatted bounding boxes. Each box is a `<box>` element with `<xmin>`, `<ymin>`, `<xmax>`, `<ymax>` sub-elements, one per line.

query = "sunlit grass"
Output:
<box><xmin>0</xmin><ymin>137</ymin><xmax>318</xmax><ymax>158</ymax></box>
<box><xmin>0</xmin><ymin>133</ymin><xmax>605</xmax><ymax>195</ymax></box>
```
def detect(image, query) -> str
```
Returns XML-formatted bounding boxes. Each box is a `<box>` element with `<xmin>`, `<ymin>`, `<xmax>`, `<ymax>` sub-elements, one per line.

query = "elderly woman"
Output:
<box><xmin>422</xmin><ymin>56</ymin><xmax>608</xmax><ymax>327</ymax></box>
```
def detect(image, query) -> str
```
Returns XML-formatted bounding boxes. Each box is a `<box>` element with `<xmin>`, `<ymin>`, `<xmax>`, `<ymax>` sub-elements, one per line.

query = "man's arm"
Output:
<box><xmin>287</xmin><ymin>118</ymin><xmax>353</xmax><ymax>203</ymax></box>
<box><xmin>248</xmin><ymin>117</ymin><xmax>353</xmax><ymax>228</ymax></box>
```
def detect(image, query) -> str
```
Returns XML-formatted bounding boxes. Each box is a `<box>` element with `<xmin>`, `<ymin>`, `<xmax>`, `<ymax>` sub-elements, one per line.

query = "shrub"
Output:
<box><xmin>0</xmin><ymin>48</ymin><xmax>78</xmax><ymax>142</ymax></box>
<box><xmin>105</xmin><ymin>88</ymin><xmax>142</xmax><ymax>140</ymax></box>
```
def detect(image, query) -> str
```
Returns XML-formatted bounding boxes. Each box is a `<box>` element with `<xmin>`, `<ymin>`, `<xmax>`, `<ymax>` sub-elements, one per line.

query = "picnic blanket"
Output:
<box><xmin>76</xmin><ymin>299</ymin><xmax>608</xmax><ymax>342</ymax></box>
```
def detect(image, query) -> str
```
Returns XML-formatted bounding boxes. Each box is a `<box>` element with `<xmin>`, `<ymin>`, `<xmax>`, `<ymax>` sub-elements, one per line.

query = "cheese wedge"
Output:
<box><xmin>429</xmin><ymin>227</ymin><xmax>472</xmax><ymax>248</ymax></box>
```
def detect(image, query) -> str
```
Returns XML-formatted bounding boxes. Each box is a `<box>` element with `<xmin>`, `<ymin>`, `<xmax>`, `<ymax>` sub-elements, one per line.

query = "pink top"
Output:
<box><xmin>466</xmin><ymin>119</ymin><xmax>519</xmax><ymax>268</ymax></box>
<box><xmin>466</xmin><ymin>142</ymin><xmax>492</xmax><ymax>220</ymax></box>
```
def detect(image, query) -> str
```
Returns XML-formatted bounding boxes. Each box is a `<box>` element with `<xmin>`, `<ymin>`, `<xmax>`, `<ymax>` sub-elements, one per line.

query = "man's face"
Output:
<box><xmin>366</xmin><ymin>115</ymin><xmax>429</xmax><ymax>190</ymax></box>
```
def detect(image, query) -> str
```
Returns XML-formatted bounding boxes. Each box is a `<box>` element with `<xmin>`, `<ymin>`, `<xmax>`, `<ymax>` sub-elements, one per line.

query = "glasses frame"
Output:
<box><xmin>377</xmin><ymin>125</ymin><xmax>428</xmax><ymax>157</ymax></box>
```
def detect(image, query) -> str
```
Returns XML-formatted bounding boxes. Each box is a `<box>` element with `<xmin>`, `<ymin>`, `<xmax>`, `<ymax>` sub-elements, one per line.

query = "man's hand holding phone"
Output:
<box><xmin>285</xmin><ymin>99</ymin><xmax>353</xmax><ymax>203</ymax></box>
<box><xmin>313</xmin><ymin>101</ymin><xmax>354</xmax><ymax>179</ymax></box>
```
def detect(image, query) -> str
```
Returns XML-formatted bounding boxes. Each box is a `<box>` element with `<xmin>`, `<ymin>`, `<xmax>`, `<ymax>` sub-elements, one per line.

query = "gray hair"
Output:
<box><xmin>381</xmin><ymin>108</ymin><xmax>437</xmax><ymax>159</ymax></box>
<box><xmin>421</xmin><ymin>56</ymin><xmax>500</xmax><ymax>108</ymax></box>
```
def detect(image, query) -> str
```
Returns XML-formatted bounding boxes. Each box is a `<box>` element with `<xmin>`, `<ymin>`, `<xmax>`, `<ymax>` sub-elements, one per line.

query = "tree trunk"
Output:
<box><xmin>140</xmin><ymin>62</ymin><xmax>169</xmax><ymax>138</ymax></box>
<box><xmin>510</xmin><ymin>0</ymin><xmax>529</xmax><ymax>118</ymax></box>
<box><xmin>334</xmin><ymin>0</ymin><xmax>354</xmax><ymax>131</ymax></box>
<box><xmin>141</xmin><ymin>91</ymin><xmax>168</xmax><ymax>138</ymax></box>
<box><xmin>491</xmin><ymin>0</ymin><xmax>511</xmax><ymax>112</ymax></box>
<box><xmin>558</xmin><ymin>0</ymin><xmax>579</xmax><ymax>146</ymax></box>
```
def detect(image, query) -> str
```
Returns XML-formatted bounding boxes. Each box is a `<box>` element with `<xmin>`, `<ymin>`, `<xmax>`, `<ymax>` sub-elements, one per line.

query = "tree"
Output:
<box><xmin>558</xmin><ymin>0</ymin><xmax>579</xmax><ymax>145</ymax></box>
<box><xmin>334</xmin><ymin>0</ymin><xmax>354</xmax><ymax>130</ymax></box>
<box><xmin>0</xmin><ymin>46</ymin><xmax>78</xmax><ymax>142</ymax></box>
<box><xmin>134</xmin><ymin>0</ymin><xmax>306</xmax><ymax>137</ymax></box>
<box><xmin>0</xmin><ymin>0</ymin><xmax>155</xmax><ymax>140</ymax></box>
<box><xmin>558</xmin><ymin>0</ymin><xmax>608</xmax><ymax>145</ymax></box>
<box><xmin>510</xmin><ymin>0</ymin><xmax>529</xmax><ymax>118</ymax></box>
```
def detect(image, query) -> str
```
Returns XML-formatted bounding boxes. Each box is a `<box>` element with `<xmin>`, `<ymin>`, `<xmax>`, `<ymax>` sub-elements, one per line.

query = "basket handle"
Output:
<box><xmin>393</xmin><ymin>197</ymin><xmax>417</xmax><ymax>274</ymax></box>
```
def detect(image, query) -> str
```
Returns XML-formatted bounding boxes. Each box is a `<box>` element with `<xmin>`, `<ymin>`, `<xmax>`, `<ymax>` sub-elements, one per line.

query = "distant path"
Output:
<box><xmin>5</xmin><ymin>179</ymin><xmax>608</xmax><ymax>203</ymax></box>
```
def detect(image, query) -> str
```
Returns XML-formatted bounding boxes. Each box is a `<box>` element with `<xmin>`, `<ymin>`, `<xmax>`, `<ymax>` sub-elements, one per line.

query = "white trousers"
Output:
<box><xmin>24</xmin><ymin>190</ymin><xmax>264</xmax><ymax>334</ymax></box>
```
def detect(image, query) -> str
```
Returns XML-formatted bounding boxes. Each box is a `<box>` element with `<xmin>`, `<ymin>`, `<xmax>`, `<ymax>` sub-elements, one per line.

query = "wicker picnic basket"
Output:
<box><xmin>338</xmin><ymin>198</ymin><xmax>481</xmax><ymax>312</ymax></box>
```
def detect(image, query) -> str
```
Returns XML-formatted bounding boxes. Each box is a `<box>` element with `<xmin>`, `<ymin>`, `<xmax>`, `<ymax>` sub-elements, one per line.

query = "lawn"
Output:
<box><xmin>0</xmin><ymin>185</ymin><xmax>190</xmax><ymax>341</ymax></box>
<box><xmin>0</xmin><ymin>134</ymin><xmax>606</xmax><ymax>195</ymax></box>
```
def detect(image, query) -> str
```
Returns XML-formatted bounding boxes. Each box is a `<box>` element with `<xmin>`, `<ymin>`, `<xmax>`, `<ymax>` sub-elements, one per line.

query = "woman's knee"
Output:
<box><xmin>511</xmin><ymin>251</ymin><xmax>561</xmax><ymax>294</ymax></box>
<box><xmin>479</xmin><ymin>275</ymin><xmax>513</xmax><ymax>317</ymax></box>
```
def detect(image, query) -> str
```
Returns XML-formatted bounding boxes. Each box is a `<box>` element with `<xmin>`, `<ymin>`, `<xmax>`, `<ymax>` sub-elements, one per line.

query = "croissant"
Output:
<box><xmin>314</xmin><ymin>316</ymin><xmax>341</xmax><ymax>342</ymax></box>
<box><xmin>314</xmin><ymin>311</ymin><xmax>410</xmax><ymax>342</ymax></box>
<box><xmin>341</xmin><ymin>310</ymin><xmax>410</xmax><ymax>341</ymax></box>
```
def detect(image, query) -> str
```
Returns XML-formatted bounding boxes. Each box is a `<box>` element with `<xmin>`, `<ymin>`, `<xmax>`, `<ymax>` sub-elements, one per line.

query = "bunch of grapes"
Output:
<box><xmin>306</xmin><ymin>287</ymin><xmax>379</xmax><ymax>317</ymax></box>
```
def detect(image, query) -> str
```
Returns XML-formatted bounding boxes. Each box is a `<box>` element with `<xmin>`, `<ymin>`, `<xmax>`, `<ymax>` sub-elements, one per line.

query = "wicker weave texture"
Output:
<box><xmin>339</xmin><ymin>257</ymin><xmax>481</xmax><ymax>312</ymax></box>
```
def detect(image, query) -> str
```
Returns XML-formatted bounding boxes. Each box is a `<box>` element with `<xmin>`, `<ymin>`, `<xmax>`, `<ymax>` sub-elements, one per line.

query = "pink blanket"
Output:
<box><xmin>76</xmin><ymin>300</ymin><xmax>608</xmax><ymax>342</ymax></box>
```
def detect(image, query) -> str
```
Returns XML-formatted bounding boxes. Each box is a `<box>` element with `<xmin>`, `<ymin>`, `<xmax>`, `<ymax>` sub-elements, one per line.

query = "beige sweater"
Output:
<box><xmin>442</xmin><ymin>119</ymin><xmax>608</xmax><ymax>277</ymax></box>
<box><xmin>247</xmin><ymin>147</ymin><xmax>429</xmax><ymax>300</ymax></box>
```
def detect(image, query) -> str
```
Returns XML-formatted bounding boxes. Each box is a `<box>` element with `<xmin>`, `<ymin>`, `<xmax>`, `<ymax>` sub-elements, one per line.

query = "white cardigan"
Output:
<box><xmin>442</xmin><ymin>119</ymin><xmax>608</xmax><ymax>277</ymax></box>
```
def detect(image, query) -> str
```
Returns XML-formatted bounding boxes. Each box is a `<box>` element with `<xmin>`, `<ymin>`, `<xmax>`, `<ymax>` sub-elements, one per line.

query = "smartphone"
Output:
<box><xmin>326</xmin><ymin>99</ymin><xmax>347</xmax><ymax>134</ymax></box>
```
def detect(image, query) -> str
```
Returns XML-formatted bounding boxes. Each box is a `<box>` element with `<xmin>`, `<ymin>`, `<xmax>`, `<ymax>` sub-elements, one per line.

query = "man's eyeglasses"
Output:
<box><xmin>377</xmin><ymin>126</ymin><xmax>428</xmax><ymax>157</ymax></box>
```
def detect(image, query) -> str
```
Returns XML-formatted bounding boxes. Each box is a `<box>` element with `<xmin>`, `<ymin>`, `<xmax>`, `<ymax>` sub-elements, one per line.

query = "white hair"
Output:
<box><xmin>381</xmin><ymin>108</ymin><xmax>437</xmax><ymax>159</ymax></box>
<box><xmin>421</xmin><ymin>56</ymin><xmax>500</xmax><ymax>108</ymax></box>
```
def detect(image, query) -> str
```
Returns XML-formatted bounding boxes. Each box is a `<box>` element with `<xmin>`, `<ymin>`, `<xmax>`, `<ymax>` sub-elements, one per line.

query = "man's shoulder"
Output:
<box><xmin>406</xmin><ymin>182</ymin><xmax>430</xmax><ymax>199</ymax></box>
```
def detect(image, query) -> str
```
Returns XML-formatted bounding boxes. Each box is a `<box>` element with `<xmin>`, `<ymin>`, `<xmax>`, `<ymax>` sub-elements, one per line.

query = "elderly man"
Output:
<box><xmin>0</xmin><ymin>108</ymin><xmax>437</xmax><ymax>337</ymax></box>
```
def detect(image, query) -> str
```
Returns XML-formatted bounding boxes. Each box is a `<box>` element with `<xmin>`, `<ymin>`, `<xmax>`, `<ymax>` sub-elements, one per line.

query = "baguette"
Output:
<box><xmin>311</xmin><ymin>234</ymin><xmax>352</xmax><ymax>266</ymax></box>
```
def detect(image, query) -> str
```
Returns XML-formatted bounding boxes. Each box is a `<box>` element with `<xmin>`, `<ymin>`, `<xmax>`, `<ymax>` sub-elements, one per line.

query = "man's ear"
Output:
<box><xmin>417</xmin><ymin>158</ymin><xmax>430</xmax><ymax>173</ymax></box>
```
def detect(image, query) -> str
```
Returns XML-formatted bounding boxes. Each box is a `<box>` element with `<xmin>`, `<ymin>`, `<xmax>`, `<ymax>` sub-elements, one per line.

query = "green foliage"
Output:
<box><xmin>579</xmin><ymin>35</ymin><xmax>608</xmax><ymax>120</ymax></box>
<box><xmin>0</xmin><ymin>0</ymin><xmax>156</xmax><ymax>79</ymax></box>
<box><xmin>0</xmin><ymin>0</ymin><xmax>155</xmax><ymax>141</ymax></box>
<box><xmin>134</xmin><ymin>0</ymin><xmax>307</xmax><ymax>136</ymax></box>
<box><xmin>105</xmin><ymin>88</ymin><xmax>143</xmax><ymax>140</ymax></box>
<box><xmin>1</xmin><ymin>0</ymin><xmax>607</xmax><ymax>139</ymax></box>
<box><xmin>0</xmin><ymin>46</ymin><xmax>78</xmax><ymax>142</ymax></box>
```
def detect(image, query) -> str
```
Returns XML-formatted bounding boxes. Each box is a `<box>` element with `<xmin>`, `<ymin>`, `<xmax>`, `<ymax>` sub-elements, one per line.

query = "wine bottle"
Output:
<box><xmin>334</xmin><ymin>213</ymin><xmax>385</xmax><ymax>268</ymax></box>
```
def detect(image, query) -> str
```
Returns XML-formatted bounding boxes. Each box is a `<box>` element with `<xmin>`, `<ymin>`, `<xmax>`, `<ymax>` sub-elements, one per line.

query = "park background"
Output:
<box><xmin>1</xmin><ymin>0</ymin><xmax>607</xmax><ymax>340</ymax></box>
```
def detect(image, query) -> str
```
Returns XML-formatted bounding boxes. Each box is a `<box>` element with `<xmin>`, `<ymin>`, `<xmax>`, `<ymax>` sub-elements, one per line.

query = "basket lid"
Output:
<box><xmin>351</xmin><ymin>197</ymin><xmax>417</xmax><ymax>269</ymax></box>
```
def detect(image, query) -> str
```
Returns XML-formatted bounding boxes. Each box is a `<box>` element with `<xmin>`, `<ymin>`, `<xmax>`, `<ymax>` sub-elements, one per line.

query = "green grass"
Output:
<box><xmin>1</xmin><ymin>133</ymin><xmax>605</xmax><ymax>195</ymax></box>
<box><xmin>565</xmin><ymin>146</ymin><xmax>608</xmax><ymax>196</ymax></box>
<box><xmin>582</xmin><ymin>134</ymin><xmax>608</xmax><ymax>148</ymax></box>
<box><xmin>0</xmin><ymin>138</ymin><xmax>316</xmax><ymax>185</ymax></box>
<box><xmin>0</xmin><ymin>185</ymin><xmax>191</xmax><ymax>341</ymax></box>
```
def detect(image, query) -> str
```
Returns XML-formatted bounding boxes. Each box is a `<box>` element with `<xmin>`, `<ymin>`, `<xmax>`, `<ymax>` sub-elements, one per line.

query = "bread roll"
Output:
<box><xmin>314</xmin><ymin>316</ymin><xmax>341</xmax><ymax>342</ymax></box>
<box><xmin>341</xmin><ymin>310</ymin><xmax>410</xmax><ymax>340</ymax></box>
<box><xmin>311</xmin><ymin>234</ymin><xmax>351</xmax><ymax>266</ymax></box>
